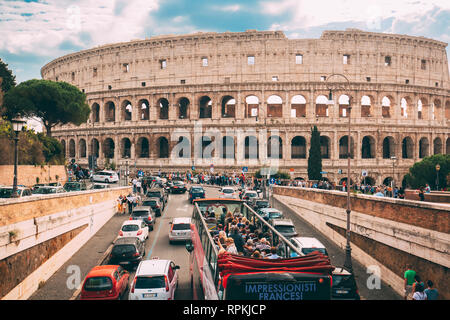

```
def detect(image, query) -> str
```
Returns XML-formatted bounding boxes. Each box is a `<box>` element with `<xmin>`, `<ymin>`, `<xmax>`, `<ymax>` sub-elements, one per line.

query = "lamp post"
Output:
<box><xmin>256</xmin><ymin>107</ymin><xmax>270</xmax><ymax>200</ymax></box>
<box><xmin>326</xmin><ymin>73</ymin><xmax>353</xmax><ymax>273</ymax></box>
<box><xmin>436</xmin><ymin>164</ymin><xmax>440</xmax><ymax>191</ymax></box>
<box><xmin>11</xmin><ymin>117</ymin><xmax>26</xmax><ymax>198</ymax></box>
<box><xmin>391</xmin><ymin>156</ymin><xmax>397</xmax><ymax>197</ymax></box>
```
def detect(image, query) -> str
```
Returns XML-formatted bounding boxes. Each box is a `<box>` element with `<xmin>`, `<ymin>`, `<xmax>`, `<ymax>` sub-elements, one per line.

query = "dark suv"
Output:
<box><xmin>188</xmin><ymin>186</ymin><xmax>205</xmax><ymax>203</ymax></box>
<box><xmin>131</xmin><ymin>206</ymin><xmax>155</xmax><ymax>230</ymax></box>
<box><xmin>141</xmin><ymin>197</ymin><xmax>163</xmax><ymax>217</ymax></box>
<box><xmin>331</xmin><ymin>267</ymin><xmax>360</xmax><ymax>300</ymax></box>
<box><xmin>170</xmin><ymin>181</ymin><xmax>187</xmax><ymax>194</ymax></box>
<box><xmin>146</xmin><ymin>188</ymin><xmax>168</xmax><ymax>207</ymax></box>
<box><xmin>109</xmin><ymin>237</ymin><xmax>146</xmax><ymax>269</ymax></box>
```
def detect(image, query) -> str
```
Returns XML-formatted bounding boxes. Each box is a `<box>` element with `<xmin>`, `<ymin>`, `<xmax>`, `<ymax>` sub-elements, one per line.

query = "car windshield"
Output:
<box><xmin>332</xmin><ymin>274</ymin><xmax>354</xmax><ymax>287</ymax></box>
<box><xmin>34</xmin><ymin>188</ymin><xmax>56</xmax><ymax>194</ymax></box>
<box><xmin>246</xmin><ymin>193</ymin><xmax>257</xmax><ymax>197</ymax></box>
<box><xmin>135</xmin><ymin>276</ymin><xmax>166</xmax><ymax>289</ymax></box>
<box><xmin>191</xmin><ymin>188</ymin><xmax>203</xmax><ymax>192</ymax></box>
<box><xmin>83</xmin><ymin>276</ymin><xmax>113</xmax><ymax>291</ymax></box>
<box><xmin>122</xmin><ymin>225</ymin><xmax>139</xmax><ymax>232</ymax></box>
<box><xmin>93</xmin><ymin>185</ymin><xmax>106</xmax><ymax>189</ymax></box>
<box><xmin>147</xmin><ymin>191</ymin><xmax>161</xmax><ymax>197</ymax></box>
<box><xmin>173</xmin><ymin>181</ymin><xmax>183</xmax><ymax>185</ymax></box>
<box><xmin>275</xmin><ymin>226</ymin><xmax>296</xmax><ymax>234</ymax></box>
<box><xmin>172</xmin><ymin>223</ymin><xmax>190</xmax><ymax>230</ymax></box>
<box><xmin>64</xmin><ymin>183</ymin><xmax>80</xmax><ymax>191</ymax></box>
<box><xmin>256</xmin><ymin>201</ymin><xmax>269</xmax><ymax>206</ymax></box>
<box><xmin>302</xmin><ymin>248</ymin><xmax>328</xmax><ymax>256</ymax></box>
<box><xmin>223</xmin><ymin>189</ymin><xmax>234</xmax><ymax>194</ymax></box>
<box><xmin>269</xmin><ymin>212</ymin><xmax>283</xmax><ymax>219</ymax></box>
<box><xmin>132</xmin><ymin>211</ymin><xmax>149</xmax><ymax>217</ymax></box>
<box><xmin>142</xmin><ymin>200</ymin><xmax>157</xmax><ymax>207</ymax></box>
<box><xmin>112</xmin><ymin>244</ymin><xmax>136</xmax><ymax>255</ymax></box>
<box><xmin>0</xmin><ymin>189</ymin><xmax>13</xmax><ymax>198</ymax></box>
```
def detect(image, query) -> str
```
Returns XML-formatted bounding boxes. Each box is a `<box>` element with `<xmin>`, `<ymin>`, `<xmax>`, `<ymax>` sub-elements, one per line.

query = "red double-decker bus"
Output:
<box><xmin>185</xmin><ymin>198</ymin><xmax>334</xmax><ymax>300</ymax></box>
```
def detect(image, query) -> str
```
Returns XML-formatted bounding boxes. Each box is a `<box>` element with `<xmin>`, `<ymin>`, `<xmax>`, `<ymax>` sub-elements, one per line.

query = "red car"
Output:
<box><xmin>80</xmin><ymin>265</ymin><xmax>130</xmax><ymax>300</ymax></box>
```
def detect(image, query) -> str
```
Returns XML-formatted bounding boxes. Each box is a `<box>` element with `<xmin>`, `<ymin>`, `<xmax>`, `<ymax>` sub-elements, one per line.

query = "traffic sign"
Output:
<box><xmin>362</xmin><ymin>170</ymin><xmax>368</xmax><ymax>177</ymax></box>
<box><xmin>320</xmin><ymin>171</ymin><xmax>328</xmax><ymax>174</ymax></box>
<box><xmin>191</xmin><ymin>166</ymin><xmax>195</xmax><ymax>171</ymax></box>
<box><xmin>270</xmin><ymin>178</ymin><xmax>275</xmax><ymax>185</ymax></box>
<box><xmin>242</xmin><ymin>166</ymin><xmax>248</xmax><ymax>173</ymax></box>
<box><xmin>138</xmin><ymin>170</ymin><xmax>144</xmax><ymax>177</ymax></box>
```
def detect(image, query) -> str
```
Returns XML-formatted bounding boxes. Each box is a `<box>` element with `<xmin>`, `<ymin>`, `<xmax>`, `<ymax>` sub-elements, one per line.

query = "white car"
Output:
<box><xmin>241</xmin><ymin>190</ymin><xmax>259</xmax><ymax>202</ymax></box>
<box><xmin>91</xmin><ymin>170</ymin><xmax>119</xmax><ymax>183</ymax></box>
<box><xmin>219</xmin><ymin>187</ymin><xmax>237</xmax><ymax>199</ymax></box>
<box><xmin>169</xmin><ymin>217</ymin><xmax>192</xmax><ymax>244</ymax></box>
<box><xmin>290</xmin><ymin>237</ymin><xmax>329</xmax><ymax>256</ymax></box>
<box><xmin>129</xmin><ymin>258</ymin><xmax>180</xmax><ymax>300</ymax></box>
<box><xmin>118</xmin><ymin>220</ymin><xmax>148</xmax><ymax>242</ymax></box>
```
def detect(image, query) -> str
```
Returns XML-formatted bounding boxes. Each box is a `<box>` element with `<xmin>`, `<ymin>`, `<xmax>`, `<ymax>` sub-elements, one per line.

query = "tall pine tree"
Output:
<box><xmin>308</xmin><ymin>125</ymin><xmax>322</xmax><ymax>180</ymax></box>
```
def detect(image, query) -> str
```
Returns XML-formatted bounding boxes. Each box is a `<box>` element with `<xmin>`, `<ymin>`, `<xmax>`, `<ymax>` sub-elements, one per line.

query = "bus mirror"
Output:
<box><xmin>185</xmin><ymin>242</ymin><xmax>194</xmax><ymax>253</ymax></box>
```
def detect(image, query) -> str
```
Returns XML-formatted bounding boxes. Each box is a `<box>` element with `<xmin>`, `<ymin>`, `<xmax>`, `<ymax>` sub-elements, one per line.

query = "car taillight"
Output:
<box><xmin>148</xmin><ymin>216</ymin><xmax>152</xmax><ymax>221</ymax></box>
<box><xmin>164</xmin><ymin>275</ymin><xmax>169</xmax><ymax>292</ymax></box>
<box><xmin>156</xmin><ymin>205</ymin><xmax>160</xmax><ymax>208</ymax></box>
<box><xmin>129</xmin><ymin>217</ymin><xmax>132</xmax><ymax>220</ymax></box>
<box><xmin>133</xmin><ymin>251</ymin><xmax>139</xmax><ymax>257</ymax></box>
<box><xmin>137</xmin><ymin>230</ymin><xmax>142</xmax><ymax>235</ymax></box>
<box><xmin>131</xmin><ymin>277</ymin><xmax>137</xmax><ymax>293</ymax></box>
<box><xmin>119</xmin><ymin>230</ymin><xmax>123</xmax><ymax>236</ymax></box>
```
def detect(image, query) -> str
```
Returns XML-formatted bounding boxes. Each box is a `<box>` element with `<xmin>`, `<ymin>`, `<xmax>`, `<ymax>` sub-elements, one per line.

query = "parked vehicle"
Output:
<box><xmin>168</xmin><ymin>217</ymin><xmax>192</xmax><ymax>244</ymax></box>
<box><xmin>270</xmin><ymin>219</ymin><xmax>298</xmax><ymax>239</ymax></box>
<box><xmin>93</xmin><ymin>183</ymin><xmax>112</xmax><ymax>189</ymax></box>
<box><xmin>146</xmin><ymin>188</ymin><xmax>168</xmax><ymax>206</ymax></box>
<box><xmin>290</xmin><ymin>237</ymin><xmax>329</xmax><ymax>256</ymax></box>
<box><xmin>257</xmin><ymin>208</ymin><xmax>284</xmax><ymax>222</ymax></box>
<box><xmin>130</xmin><ymin>206</ymin><xmax>155</xmax><ymax>230</ymax></box>
<box><xmin>91</xmin><ymin>170</ymin><xmax>119</xmax><ymax>183</ymax></box>
<box><xmin>118</xmin><ymin>220</ymin><xmax>149</xmax><ymax>242</ymax></box>
<box><xmin>240</xmin><ymin>190</ymin><xmax>259</xmax><ymax>203</ymax></box>
<box><xmin>80</xmin><ymin>265</ymin><xmax>129</xmax><ymax>300</ymax></box>
<box><xmin>219</xmin><ymin>187</ymin><xmax>238</xmax><ymax>199</ymax></box>
<box><xmin>188</xmin><ymin>186</ymin><xmax>205</xmax><ymax>203</ymax></box>
<box><xmin>0</xmin><ymin>186</ymin><xmax>33</xmax><ymax>198</ymax></box>
<box><xmin>129</xmin><ymin>258</ymin><xmax>180</xmax><ymax>300</ymax></box>
<box><xmin>109</xmin><ymin>237</ymin><xmax>146</xmax><ymax>268</ymax></box>
<box><xmin>141</xmin><ymin>197</ymin><xmax>163</xmax><ymax>217</ymax></box>
<box><xmin>332</xmin><ymin>267</ymin><xmax>360</xmax><ymax>300</ymax></box>
<box><xmin>32</xmin><ymin>186</ymin><xmax>66</xmax><ymax>194</ymax></box>
<box><xmin>63</xmin><ymin>181</ymin><xmax>88</xmax><ymax>192</ymax></box>
<box><xmin>250</xmin><ymin>198</ymin><xmax>270</xmax><ymax>210</ymax></box>
<box><xmin>170</xmin><ymin>181</ymin><xmax>187</xmax><ymax>194</ymax></box>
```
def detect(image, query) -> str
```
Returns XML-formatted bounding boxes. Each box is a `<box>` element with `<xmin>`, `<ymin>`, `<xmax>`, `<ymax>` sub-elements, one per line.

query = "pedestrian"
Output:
<box><xmin>117</xmin><ymin>195</ymin><xmax>123</xmax><ymax>214</ymax></box>
<box><xmin>398</xmin><ymin>187</ymin><xmax>405</xmax><ymax>199</ymax></box>
<box><xmin>404</xmin><ymin>264</ymin><xmax>416</xmax><ymax>300</ymax></box>
<box><xmin>425</xmin><ymin>184</ymin><xmax>431</xmax><ymax>193</ymax></box>
<box><xmin>418</xmin><ymin>187</ymin><xmax>425</xmax><ymax>201</ymax></box>
<box><xmin>267</xmin><ymin>247</ymin><xmax>281</xmax><ymax>259</ymax></box>
<box><xmin>412</xmin><ymin>275</ymin><xmax>425</xmax><ymax>294</ymax></box>
<box><xmin>424</xmin><ymin>280</ymin><xmax>438</xmax><ymax>300</ymax></box>
<box><xmin>412</xmin><ymin>283</ymin><xmax>427</xmax><ymax>300</ymax></box>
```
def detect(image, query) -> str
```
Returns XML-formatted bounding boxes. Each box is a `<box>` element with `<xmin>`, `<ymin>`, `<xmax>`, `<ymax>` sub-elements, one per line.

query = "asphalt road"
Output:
<box><xmin>29</xmin><ymin>184</ymin><xmax>400</xmax><ymax>300</ymax></box>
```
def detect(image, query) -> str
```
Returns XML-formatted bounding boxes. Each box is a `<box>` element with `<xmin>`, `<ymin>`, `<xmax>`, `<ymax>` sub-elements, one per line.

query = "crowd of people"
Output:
<box><xmin>404</xmin><ymin>264</ymin><xmax>439</xmax><ymax>300</ymax></box>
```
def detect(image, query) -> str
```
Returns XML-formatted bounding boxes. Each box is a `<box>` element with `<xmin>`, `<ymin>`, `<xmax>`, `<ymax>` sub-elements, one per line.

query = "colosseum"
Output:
<box><xmin>41</xmin><ymin>29</ymin><xmax>450</xmax><ymax>186</ymax></box>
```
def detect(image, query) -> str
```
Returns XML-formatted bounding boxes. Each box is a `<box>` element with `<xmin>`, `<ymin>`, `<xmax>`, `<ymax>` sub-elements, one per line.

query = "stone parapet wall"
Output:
<box><xmin>0</xmin><ymin>165</ymin><xmax>67</xmax><ymax>188</ymax></box>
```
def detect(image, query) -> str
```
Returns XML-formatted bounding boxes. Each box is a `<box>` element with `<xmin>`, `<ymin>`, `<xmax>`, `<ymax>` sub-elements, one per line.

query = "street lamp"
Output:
<box><xmin>436</xmin><ymin>164</ymin><xmax>440</xmax><ymax>191</ymax></box>
<box><xmin>11</xmin><ymin>117</ymin><xmax>26</xmax><ymax>198</ymax></box>
<box><xmin>391</xmin><ymin>156</ymin><xmax>397</xmax><ymax>197</ymax></box>
<box><xmin>326</xmin><ymin>73</ymin><xmax>353</xmax><ymax>273</ymax></box>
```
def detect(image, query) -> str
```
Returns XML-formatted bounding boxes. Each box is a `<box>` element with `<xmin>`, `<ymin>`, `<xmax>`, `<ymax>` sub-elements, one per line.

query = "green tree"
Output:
<box><xmin>0</xmin><ymin>58</ymin><xmax>16</xmax><ymax>93</ymax></box>
<box><xmin>2</xmin><ymin>79</ymin><xmax>90</xmax><ymax>137</ymax></box>
<box><xmin>307</xmin><ymin>125</ymin><xmax>322</xmax><ymax>180</ymax></box>
<box><xmin>402</xmin><ymin>154</ymin><xmax>449</xmax><ymax>190</ymax></box>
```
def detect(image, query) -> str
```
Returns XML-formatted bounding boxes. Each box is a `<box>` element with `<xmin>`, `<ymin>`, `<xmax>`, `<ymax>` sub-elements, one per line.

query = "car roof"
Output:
<box><xmin>114</xmin><ymin>236</ymin><xmax>140</xmax><ymax>244</ymax></box>
<box><xmin>122</xmin><ymin>220</ymin><xmax>143</xmax><ymax>226</ymax></box>
<box><xmin>272</xmin><ymin>219</ymin><xmax>294</xmax><ymax>226</ymax></box>
<box><xmin>133</xmin><ymin>206</ymin><xmax>151</xmax><ymax>211</ymax></box>
<box><xmin>172</xmin><ymin>217</ymin><xmax>191</xmax><ymax>224</ymax></box>
<box><xmin>292</xmin><ymin>237</ymin><xmax>325</xmax><ymax>248</ymax></box>
<box><xmin>142</xmin><ymin>197</ymin><xmax>159</xmax><ymax>201</ymax></box>
<box><xmin>136</xmin><ymin>259</ymin><xmax>171</xmax><ymax>276</ymax></box>
<box><xmin>259</xmin><ymin>208</ymin><xmax>280</xmax><ymax>212</ymax></box>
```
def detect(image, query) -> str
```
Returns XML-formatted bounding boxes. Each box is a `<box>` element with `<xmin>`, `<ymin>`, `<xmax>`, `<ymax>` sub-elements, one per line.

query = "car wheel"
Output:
<box><xmin>105</xmin><ymin>179</ymin><xmax>109</xmax><ymax>183</ymax></box>
<box><xmin>169</xmin><ymin>240</ymin><xmax>173</xmax><ymax>245</ymax></box>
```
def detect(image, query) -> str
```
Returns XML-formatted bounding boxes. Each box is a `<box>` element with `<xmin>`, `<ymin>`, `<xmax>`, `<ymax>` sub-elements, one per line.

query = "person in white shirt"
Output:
<box><xmin>412</xmin><ymin>283</ymin><xmax>427</xmax><ymax>300</ymax></box>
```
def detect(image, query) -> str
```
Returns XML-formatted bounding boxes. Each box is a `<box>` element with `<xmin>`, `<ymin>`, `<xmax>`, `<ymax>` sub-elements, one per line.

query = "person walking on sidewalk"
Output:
<box><xmin>404</xmin><ymin>264</ymin><xmax>416</xmax><ymax>300</ymax></box>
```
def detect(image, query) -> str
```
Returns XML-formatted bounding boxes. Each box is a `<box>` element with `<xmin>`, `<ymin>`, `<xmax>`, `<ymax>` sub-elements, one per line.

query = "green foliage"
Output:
<box><xmin>402</xmin><ymin>154</ymin><xmax>449</xmax><ymax>190</ymax></box>
<box><xmin>254</xmin><ymin>169</ymin><xmax>290</xmax><ymax>180</ymax></box>
<box><xmin>0</xmin><ymin>58</ymin><xmax>16</xmax><ymax>93</ymax></box>
<box><xmin>2</xmin><ymin>79</ymin><xmax>90</xmax><ymax>136</ymax></box>
<box><xmin>307</xmin><ymin>126</ymin><xmax>322</xmax><ymax>180</ymax></box>
<box><xmin>37</xmin><ymin>132</ymin><xmax>64</xmax><ymax>164</ymax></box>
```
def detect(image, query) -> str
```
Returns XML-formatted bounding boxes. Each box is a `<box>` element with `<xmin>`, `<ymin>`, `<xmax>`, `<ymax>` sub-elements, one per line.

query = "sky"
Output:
<box><xmin>0</xmin><ymin>0</ymin><xmax>449</xmax><ymax>130</ymax></box>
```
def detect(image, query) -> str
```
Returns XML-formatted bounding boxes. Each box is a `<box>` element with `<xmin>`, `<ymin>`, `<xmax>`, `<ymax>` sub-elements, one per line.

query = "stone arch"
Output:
<box><xmin>120</xmin><ymin>137</ymin><xmax>132</xmax><ymax>158</ymax></box>
<box><xmin>338</xmin><ymin>94</ymin><xmax>350</xmax><ymax>118</ymax></box>
<box><xmin>315</xmin><ymin>95</ymin><xmax>329</xmax><ymax>117</ymax></box>
<box><xmin>221</xmin><ymin>136</ymin><xmax>235</xmax><ymax>159</ymax></box>
<box><xmin>178</xmin><ymin>97</ymin><xmax>190</xmax><ymax>119</ymax></box>
<box><xmin>102</xmin><ymin>138</ymin><xmax>115</xmax><ymax>159</ymax></box>
<box><xmin>381</xmin><ymin>95</ymin><xmax>393</xmax><ymax>118</ymax></box>
<box><xmin>157</xmin><ymin>136</ymin><xmax>169</xmax><ymax>158</ymax></box>
<box><xmin>400</xmin><ymin>96</ymin><xmax>412</xmax><ymax>118</ymax></box>
<box><xmin>68</xmin><ymin>139</ymin><xmax>76</xmax><ymax>158</ymax></box>
<box><xmin>432</xmin><ymin>98</ymin><xmax>442</xmax><ymax>121</ymax></box>
<box><xmin>79</xmin><ymin>139</ymin><xmax>87</xmax><ymax>158</ymax></box>
<box><xmin>199</xmin><ymin>96</ymin><xmax>212</xmax><ymax>119</ymax></box>
<box><xmin>320</xmin><ymin>136</ymin><xmax>331</xmax><ymax>159</ymax></box>
<box><xmin>382</xmin><ymin>136</ymin><xmax>395</xmax><ymax>159</ymax></box>
<box><xmin>221</xmin><ymin>95</ymin><xmax>236</xmax><ymax>118</ymax></box>
<box><xmin>291</xmin><ymin>136</ymin><xmax>307</xmax><ymax>159</ymax></box>
<box><xmin>61</xmin><ymin>139</ymin><xmax>66</xmax><ymax>157</ymax></box>
<box><xmin>267</xmin><ymin>95</ymin><xmax>283</xmax><ymax>118</ymax></box>
<box><xmin>91</xmin><ymin>138</ymin><xmax>99</xmax><ymax>158</ymax></box>
<box><xmin>200</xmin><ymin>135</ymin><xmax>214</xmax><ymax>159</ymax></box>
<box><xmin>446</xmin><ymin>100</ymin><xmax>450</xmax><ymax>120</ymax></box>
<box><xmin>172</xmin><ymin>135</ymin><xmax>190</xmax><ymax>158</ymax></box>
<box><xmin>138</xmin><ymin>99</ymin><xmax>150</xmax><ymax>121</ymax></box>
<box><xmin>433</xmin><ymin>137</ymin><xmax>442</xmax><ymax>155</ymax></box>
<box><xmin>104</xmin><ymin>101</ymin><xmax>116</xmax><ymax>122</ymax></box>
<box><xmin>361</xmin><ymin>95</ymin><xmax>373</xmax><ymax>117</ymax></box>
<box><xmin>447</xmin><ymin>137</ymin><xmax>450</xmax><ymax>155</ymax></box>
<box><xmin>291</xmin><ymin>95</ymin><xmax>306</xmax><ymax>118</ymax></box>
<box><xmin>121</xmin><ymin>100</ymin><xmax>132</xmax><ymax>121</ymax></box>
<box><xmin>245</xmin><ymin>95</ymin><xmax>260</xmax><ymax>118</ymax></box>
<box><xmin>136</xmin><ymin>137</ymin><xmax>150</xmax><ymax>158</ymax></box>
<box><xmin>339</xmin><ymin>135</ymin><xmax>354</xmax><ymax>159</ymax></box>
<box><xmin>91</xmin><ymin>103</ymin><xmax>100</xmax><ymax>123</ymax></box>
<box><xmin>383</xmin><ymin>177</ymin><xmax>394</xmax><ymax>186</ymax></box>
<box><xmin>419</xmin><ymin>137</ymin><xmax>429</xmax><ymax>158</ymax></box>
<box><xmin>244</xmin><ymin>136</ymin><xmax>259</xmax><ymax>159</ymax></box>
<box><xmin>339</xmin><ymin>177</ymin><xmax>354</xmax><ymax>186</ymax></box>
<box><xmin>158</xmin><ymin>98</ymin><xmax>169</xmax><ymax>120</ymax></box>
<box><xmin>361</xmin><ymin>176</ymin><xmax>376</xmax><ymax>186</ymax></box>
<box><xmin>401</xmin><ymin>136</ymin><xmax>414</xmax><ymax>159</ymax></box>
<box><xmin>268</xmin><ymin>135</ymin><xmax>282</xmax><ymax>159</ymax></box>
<box><xmin>417</xmin><ymin>97</ymin><xmax>429</xmax><ymax>120</ymax></box>
<box><xmin>361</xmin><ymin>135</ymin><xmax>376</xmax><ymax>159</ymax></box>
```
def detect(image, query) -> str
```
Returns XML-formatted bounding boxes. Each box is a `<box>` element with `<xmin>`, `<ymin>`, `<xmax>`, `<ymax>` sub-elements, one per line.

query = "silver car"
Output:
<box><xmin>168</xmin><ymin>217</ymin><xmax>192</xmax><ymax>244</ymax></box>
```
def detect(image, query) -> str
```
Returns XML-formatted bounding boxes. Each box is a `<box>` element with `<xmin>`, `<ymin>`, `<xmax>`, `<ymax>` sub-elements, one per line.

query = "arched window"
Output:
<box><xmin>121</xmin><ymin>138</ymin><xmax>131</xmax><ymax>158</ymax></box>
<box><xmin>433</xmin><ymin>138</ymin><xmax>442</xmax><ymax>155</ymax></box>
<box><xmin>105</xmin><ymin>101</ymin><xmax>115</xmax><ymax>122</ymax></box>
<box><xmin>291</xmin><ymin>136</ymin><xmax>306</xmax><ymax>159</ymax></box>
<box><xmin>69</xmin><ymin>139</ymin><xmax>76</xmax><ymax>158</ymax></box>
<box><xmin>199</xmin><ymin>96</ymin><xmax>212</xmax><ymax>119</ymax></box>
<box><xmin>137</xmin><ymin>137</ymin><xmax>149</xmax><ymax>158</ymax></box>
<box><xmin>245</xmin><ymin>96</ymin><xmax>259</xmax><ymax>118</ymax></box>
<box><xmin>339</xmin><ymin>95</ymin><xmax>350</xmax><ymax>118</ymax></box>
<box><xmin>361</xmin><ymin>136</ymin><xmax>375</xmax><ymax>159</ymax></box>
<box><xmin>178</xmin><ymin>97</ymin><xmax>190</xmax><ymax>119</ymax></box>
<box><xmin>361</xmin><ymin>96</ymin><xmax>371</xmax><ymax>117</ymax></box>
<box><xmin>222</xmin><ymin>136</ymin><xmax>235</xmax><ymax>159</ymax></box>
<box><xmin>268</xmin><ymin>136</ymin><xmax>282</xmax><ymax>159</ymax></box>
<box><xmin>382</xmin><ymin>136</ymin><xmax>395</xmax><ymax>159</ymax></box>
<box><xmin>419</xmin><ymin>137</ymin><xmax>429</xmax><ymax>158</ymax></box>
<box><xmin>158</xmin><ymin>98</ymin><xmax>169</xmax><ymax>120</ymax></box>
<box><xmin>103</xmin><ymin>138</ymin><xmax>115</xmax><ymax>159</ymax></box>
<box><xmin>315</xmin><ymin>95</ymin><xmax>329</xmax><ymax>117</ymax></box>
<box><xmin>402</xmin><ymin>137</ymin><xmax>414</xmax><ymax>159</ymax></box>
<box><xmin>381</xmin><ymin>96</ymin><xmax>391</xmax><ymax>118</ymax></box>
<box><xmin>158</xmin><ymin>137</ymin><xmax>169</xmax><ymax>158</ymax></box>
<box><xmin>91</xmin><ymin>138</ymin><xmax>99</xmax><ymax>158</ymax></box>
<box><xmin>79</xmin><ymin>139</ymin><xmax>87</xmax><ymax>158</ymax></box>
<box><xmin>221</xmin><ymin>96</ymin><xmax>236</xmax><ymax>118</ymax></box>
<box><xmin>138</xmin><ymin>99</ymin><xmax>150</xmax><ymax>121</ymax></box>
<box><xmin>267</xmin><ymin>95</ymin><xmax>283</xmax><ymax>118</ymax></box>
<box><xmin>122</xmin><ymin>100</ymin><xmax>132</xmax><ymax>121</ymax></box>
<box><xmin>92</xmin><ymin>103</ymin><xmax>100</xmax><ymax>122</ymax></box>
<box><xmin>320</xmin><ymin>136</ymin><xmax>330</xmax><ymax>159</ymax></box>
<box><xmin>244</xmin><ymin>136</ymin><xmax>259</xmax><ymax>159</ymax></box>
<box><xmin>291</xmin><ymin>95</ymin><xmax>306</xmax><ymax>118</ymax></box>
<box><xmin>339</xmin><ymin>136</ymin><xmax>354</xmax><ymax>159</ymax></box>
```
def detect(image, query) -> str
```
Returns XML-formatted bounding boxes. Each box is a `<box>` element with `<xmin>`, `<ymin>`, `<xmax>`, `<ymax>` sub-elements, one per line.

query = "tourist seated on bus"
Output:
<box><xmin>255</xmin><ymin>238</ymin><xmax>271</xmax><ymax>252</ymax></box>
<box><xmin>218</xmin><ymin>237</ymin><xmax>238</xmax><ymax>255</ymax></box>
<box><xmin>251</xmin><ymin>250</ymin><xmax>262</xmax><ymax>258</ymax></box>
<box><xmin>243</xmin><ymin>239</ymin><xmax>256</xmax><ymax>256</ymax></box>
<box><xmin>261</xmin><ymin>248</ymin><xmax>272</xmax><ymax>258</ymax></box>
<box><xmin>267</xmin><ymin>247</ymin><xmax>281</xmax><ymax>259</ymax></box>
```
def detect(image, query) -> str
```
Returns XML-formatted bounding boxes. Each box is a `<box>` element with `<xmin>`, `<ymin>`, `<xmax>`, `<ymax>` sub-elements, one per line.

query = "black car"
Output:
<box><xmin>141</xmin><ymin>197</ymin><xmax>163</xmax><ymax>217</ymax></box>
<box><xmin>188</xmin><ymin>186</ymin><xmax>205</xmax><ymax>203</ymax></box>
<box><xmin>251</xmin><ymin>199</ymin><xmax>270</xmax><ymax>210</ymax></box>
<box><xmin>170</xmin><ymin>181</ymin><xmax>187</xmax><ymax>194</ymax></box>
<box><xmin>146</xmin><ymin>188</ymin><xmax>168</xmax><ymax>206</ymax></box>
<box><xmin>131</xmin><ymin>206</ymin><xmax>155</xmax><ymax>230</ymax></box>
<box><xmin>331</xmin><ymin>267</ymin><xmax>360</xmax><ymax>300</ymax></box>
<box><xmin>109</xmin><ymin>237</ymin><xmax>146</xmax><ymax>269</ymax></box>
<box><xmin>63</xmin><ymin>181</ymin><xmax>88</xmax><ymax>192</ymax></box>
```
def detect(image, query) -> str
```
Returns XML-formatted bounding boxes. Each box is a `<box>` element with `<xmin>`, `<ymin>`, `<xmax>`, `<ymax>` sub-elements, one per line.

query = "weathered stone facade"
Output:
<box><xmin>40</xmin><ymin>29</ymin><xmax>450</xmax><ymax>185</ymax></box>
